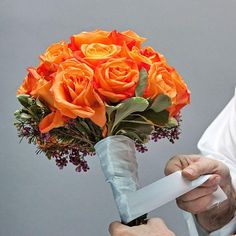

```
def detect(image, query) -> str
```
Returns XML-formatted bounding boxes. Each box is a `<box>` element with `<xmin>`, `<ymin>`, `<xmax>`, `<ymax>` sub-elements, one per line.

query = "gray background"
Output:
<box><xmin>0</xmin><ymin>0</ymin><xmax>236</xmax><ymax>235</ymax></box>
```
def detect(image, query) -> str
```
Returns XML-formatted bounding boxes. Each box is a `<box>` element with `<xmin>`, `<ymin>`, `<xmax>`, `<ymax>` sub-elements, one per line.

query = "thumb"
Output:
<box><xmin>182</xmin><ymin>158</ymin><xmax>219</xmax><ymax>180</ymax></box>
<box><xmin>109</xmin><ymin>221</ymin><xmax>127</xmax><ymax>234</ymax></box>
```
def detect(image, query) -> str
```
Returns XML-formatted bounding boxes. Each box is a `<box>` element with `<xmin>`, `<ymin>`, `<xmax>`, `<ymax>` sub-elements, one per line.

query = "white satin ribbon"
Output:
<box><xmin>126</xmin><ymin>171</ymin><xmax>227</xmax><ymax>222</ymax></box>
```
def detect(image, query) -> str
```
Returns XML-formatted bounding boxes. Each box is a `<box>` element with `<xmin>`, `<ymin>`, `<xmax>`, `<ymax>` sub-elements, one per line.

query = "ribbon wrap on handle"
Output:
<box><xmin>95</xmin><ymin>135</ymin><xmax>140</xmax><ymax>223</ymax></box>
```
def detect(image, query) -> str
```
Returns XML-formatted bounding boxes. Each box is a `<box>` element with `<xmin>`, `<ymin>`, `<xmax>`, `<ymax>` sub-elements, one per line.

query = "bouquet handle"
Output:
<box><xmin>124</xmin><ymin>214</ymin><xmax>148</xmax><ymax>226</ymax></box>
<box><xmin>95</xmin><ymin>135</ymin><xmax>143</xmax><ymax>224</ymax></box>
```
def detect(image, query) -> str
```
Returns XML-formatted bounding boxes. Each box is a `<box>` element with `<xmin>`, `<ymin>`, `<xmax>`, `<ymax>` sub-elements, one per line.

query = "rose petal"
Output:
<box><xmin>39</xmin><ymin>110</ymin><xmax>64</xmax><ymax>133</ymax></box>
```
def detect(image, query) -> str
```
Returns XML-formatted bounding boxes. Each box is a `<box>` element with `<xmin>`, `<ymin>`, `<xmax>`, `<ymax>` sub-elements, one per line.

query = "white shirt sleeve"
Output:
<box><xmin>184</xmin><ymin>88</ymin><xmax>236</xmax><ymax>236</ymax></box>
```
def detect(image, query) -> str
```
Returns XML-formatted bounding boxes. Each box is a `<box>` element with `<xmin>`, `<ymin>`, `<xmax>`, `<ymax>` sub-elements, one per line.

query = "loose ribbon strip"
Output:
<box><xmin>125</xmin><ymin>171</ymin><xmax>227</xmax><ymax>223</ymax></box>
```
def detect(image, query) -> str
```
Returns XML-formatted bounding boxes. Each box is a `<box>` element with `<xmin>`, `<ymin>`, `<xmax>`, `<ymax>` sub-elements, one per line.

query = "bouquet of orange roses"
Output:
<box><xmin>15</xmin><ymin>29</ymin><xmax>190</xmax><ymax>224</ymax></box>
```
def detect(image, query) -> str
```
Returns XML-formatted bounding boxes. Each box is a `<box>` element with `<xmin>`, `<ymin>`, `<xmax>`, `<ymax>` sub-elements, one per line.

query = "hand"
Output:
<box><xmin>165</xmin><ymin>155</ymin><xmax>231</xmax><ymax>213</ymax></box>
<box><xmin>165</xmin><ymin>154</ymin><xmax>236</xmax><ymax>232</ymax></box>
<box><xmin>109</xmin><ymin>218</ymin><xmax>175</xmax><ymax>236</ymax></box>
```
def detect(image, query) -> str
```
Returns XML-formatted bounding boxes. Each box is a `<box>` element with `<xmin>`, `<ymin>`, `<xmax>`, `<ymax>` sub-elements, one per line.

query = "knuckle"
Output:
<box><xmin>204</xmin><ymin>177</ymin><xmax>216</xmax><ymax>186</ymax></box>
<box><xmin>179</xmin><ymin>192</ymin><xmax>190</xmax><ymax>202</ymax></box>
<box><xmin>188</xmin><ymin>206</ymin><xmax>198</xmax><ymax>214</ymax></box>
<box><xmin>214</xmin><ymin>186</ymin><xmax>218</xmax><ymax>192</ymax></box>
<box><xmin>170</xmin><ymin>155</ymin><xmax>180</xmax><ymax>161</ymax></box>
<box><xmin>114</xmin><ymin>228</ymin><xmax>126</xmax><ymax>236</ymax></box>
<box><xmin>193</xmin><ymin>162</ymin><xmax>201</xmax><ymax>171</ymax></box>
<box><xmin>194</xmin><ymin>196</ymin><xmax>213</xmax><ymax>214</ymax></box>
<box><xmin>164</xmin><ymin>166</ymin><xmax>171</xmax><ymax>176</ymax></box>
<box><xmin>164</xmin><ymin>156</ymin><xmax>179</xmax><ymax>175</ymax></box>
<box><xmin>169</xmin><ymin>154</ymin><xmax>183</xmax><ymax>163</ymax></box>
<box><xmin>157</xmin><ymin>229</ymin><xmax>175</xmax><ymax>236</ymax></box>
<box><xmin>192</xmin><ymin>203</ymin><xmax>204</xmax><ymax>214</ymax></box>
<box><xmin>156</xmin><ymin>218</ymin><xmax>165</xmax><ymax>225</ymax></box>
<box><xmin>218</xmin><ymin>161</ymin><xmax>230</xmax><ymax>176</ymax></box>
<box><xmin>149</xmin><ymin>217</ymin><xmax>164</xmax><ymax>225</ymax></box>
<box><xmin>165</xmin><ymin>154</ymin><xmax>188</xmax><ymax>175</ymax></box>
<box><xmin>177</xmin><ymin>199</ymin><xmax>198</xmax><ymax>214</ymax></box>
<box><xmin>109</xmin><ymin>223</ymin><xmax>125</xmax><ymax>236</ymax></box>
<box><xmin>167</xmin><ymin>230</ymin><xmax>176</xmax><ymax>236</ymax></box>
<box><xmin>108</xmin><ymin>223</ymin><xmax>114</xmax><ymax>233</ymax></box>
<box><xmin>176</xmin><ymin>199</ymin><xmax>186</xmax><ymax>210</ymax></box>
<box><xmin>211</xmin><ymin>185</ymin><xmax>218</xmax><ymax>192</ymax></box>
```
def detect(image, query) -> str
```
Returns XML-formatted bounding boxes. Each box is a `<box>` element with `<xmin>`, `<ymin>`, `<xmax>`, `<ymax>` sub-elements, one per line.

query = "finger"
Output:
<box><xmin>179</xmin><ymin>185</ymin><xmax>218</xmax><ymax>202</ymax></box>
<box><xmin>177</xmin><ymin>193</ymin><xmax>214</xmax><ymax>214</ymax></box>
<box><xmin>201</xmin><ymin>175</ymin><xmax>221</xmax><ymax>187</ymax></box>
<box><xmin>182</xmin><ymin>158</ymin><xmax>219</xmax><ymax>180</ymax></box>
<box><xmin>147</xmin><ymin>218</ymin><xmax>175</xmax><ymax>236</ymax></box>
<box><xmin>147</xmin><ymin>218</ymin><xmax>167</xmax><ymax>227</ymax></box>
<box><xmin>109</xmin><ymin>221</ymin><xmax>127</xmax><ymax>234</ymax></box>
<box><xmin>165</xmin><ymin>155</ymin><xmax>201</xmax><ymax>176</ymax></box>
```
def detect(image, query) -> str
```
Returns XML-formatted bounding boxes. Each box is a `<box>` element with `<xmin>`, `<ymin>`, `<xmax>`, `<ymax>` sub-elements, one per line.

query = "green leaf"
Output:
<box><xmin>167</xmin><ymin>117</ymin><xmax>178</xmax><ymax>128</ymax></box>
<box><xmin>135</xmin><ymin>67</ymin><xmax>148</xmax><ymax>97</ymax></box>
<box><xmin>150</xmin><ymin>94</ymin><xmax>171</xmax><ymax>112</ymax></box>
<box><xmin>125</xmin><ymin>125</ymin><xmax>153</xmax><ymax>139</ymax></box>
<box><xmin>117</xmin><ymin>129</ymin><xmax>144</xmax><ymax>143</ymax></box>
<box><xmin>112</xmin><ymin>97</ymin><xmax>149</xmax><ymax>129</ymax></box>
<box><xmin>17</xmin><ymin>94</ymin><xmax>31</xmax><ymax>108</ymax></box>
<box><xmin>80</xmin><ymin>121</ymin><xmax>94</xmax><ymax>135</ymax></box>
<box><xmin>116</xmin><ymin>119</ymin><xmax>153</xmax><ymax>143</ymax></box>
<box><xmin>30</xmin><ymin>105</ymin><xmax>41</xmax><ymax>114</ymax></box>
<box><xmin>105</xmin><ymin>103</ymin><xmax>124</xmax><ymax>117</ymax></box>
<box><xmin>140</xmin><ymin>109</ymin><xmax>169</xmax><ymax>127</ymax></box>
<box><xmin>114</xmin><ymin>113</ymin><xmax>154</xmax><ymax>143</ymax></box>
<box><xmin>20</xmin><ymin>112</ymin><xmax>32</xmax><ymax>120</ymax></box>
<box><xmin>14</xmin><ymin>110</ymin><xmax>21</xmax><ymax>117</ymax></box>
<box><xmin>35</xmin><ymin>98</ymin><xmax>45</xmax><ymax>108</ymax></box>
<box><xmin>14</xmin><ymin>109</ymin><xmax>33</xmax><ymax>121</ymax></box>
<box><xmin>72</xmin><ymin>122</ymin><xmax>89</xmax><ymax>136</ymax></box>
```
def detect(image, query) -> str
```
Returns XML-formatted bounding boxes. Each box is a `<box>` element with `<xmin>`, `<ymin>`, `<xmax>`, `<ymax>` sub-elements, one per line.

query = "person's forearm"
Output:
<box><xmin>196</xmin><ymin>181</ymin><xmax>236</xmax><ymax>232</ymax></box>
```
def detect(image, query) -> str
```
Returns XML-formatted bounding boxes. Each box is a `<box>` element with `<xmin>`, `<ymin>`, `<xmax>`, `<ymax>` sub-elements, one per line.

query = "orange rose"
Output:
<box><xmin>30</xmin><ymin>78</ymin><xmax>54</xmax><ymax>108</ymax></box>
<box><xmin>39</xmin><ymin>110</ymin><xmax>64</xmax><ymax>133</ymax></box>
<box><xmin>70</xmin><ymin>29</ymin><xmax>110</xmax><ymax>50</ymax></box>
<box><xmin>38</xmin><ymin>41</ymin><xmax>73</xmax><ymax>78</ymax></box>
<box><xmin>120</xmin><ymin>44</ymin><xmax>152</xmax><ymax>66</ymax></box>
<box><xmin>168</xmin><ymin>69</ymin><xmax>190</xmax><ymax>116</ymax></box>
<box><xmin>119</xmin><ymin>45</ymin><xmax>166</xmax><ymax>73</ymax></box>
<box><xmin>40</xmin><ymin>41</ymin><xmax>73</xmax><ymax>65</ymax></box>
<box><xmin>80</xmin><ymin>43</ymin><xmax>121</xmax><ymax>65</ymax></box>
<box><xmin>121</xmin><ymin>30</ymin><xmax>146</xmax><ymax>48</ymax></box>
<box><xmin>70</xmin><ymin>29</ymin><xmax>146</xmax><ymax>50</ymax></box>
<box><xmin>17</xmin><ymin>68</ymin><xmax>64</xmax><ymax>133</ymax></box>
<box><xmin>94</xmin><ymin>58</ymin><xmax>139</xmax><ymax>102</ymax></box>
<box><xmin>51</xmin><ymin>58</ymin><xmax>106</xmax><ymax>127</ymax></box>
<box><xmin>17</xmin><ymin>68</ymin><xmax>41</xmax><ymax>95</ymax></box>
<box><xmin>144</xmin><ymin>62</ymin><xmax>190</xmax><ymax>116</ymax></box>
<box><xmin>108</xmin><ymin>30</ymin><xmax>146</xmax><ymax>49</ymax></box>
<box><xmin>17</xmin><ymin>67</ymin><xmax>55</xmax><ymax>108</ymax></box>
<box><xmin>141</xmin><ymin>46</ymin><xmax>166</xmax><ymax>64</ymax></box>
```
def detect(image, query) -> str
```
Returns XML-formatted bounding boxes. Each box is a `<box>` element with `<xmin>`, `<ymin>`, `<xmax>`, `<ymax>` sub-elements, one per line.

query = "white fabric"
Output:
<box><xmin>126</xmin><ymin>171</ymin><xmax>212</xmax><ymax>222</ymax></box>
<box><xmin>184</xmin><ymin>88</ymin><xmax>236</xmax><ymax>236</ymax></box>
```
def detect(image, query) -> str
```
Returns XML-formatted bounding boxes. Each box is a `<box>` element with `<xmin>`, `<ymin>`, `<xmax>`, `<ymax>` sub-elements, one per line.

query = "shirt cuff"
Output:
<box><xmin>206</xmin><ymin>216</ymin><xmax>236</xmax><ymax>236</ymax></box>
<box><xmin>183</xmin><ymin>211</ymin><xmax>236</xmax><ymax>236</ymax></box>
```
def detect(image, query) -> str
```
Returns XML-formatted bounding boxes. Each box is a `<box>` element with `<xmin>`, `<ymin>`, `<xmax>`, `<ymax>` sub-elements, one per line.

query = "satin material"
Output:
<box><xmin>95</xmin><ymin>135</ymin><xmax>140</xmax><ymax>223</ymax></box>
<box><xmin>126</xmin><ymin>171</ymin><xmax>226</xmax><ymax>222</ymax></box>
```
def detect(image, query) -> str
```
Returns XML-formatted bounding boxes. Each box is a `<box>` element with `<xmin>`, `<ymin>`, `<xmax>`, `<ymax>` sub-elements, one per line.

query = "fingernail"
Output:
<box><xmin>184</xmin><ymin>168</ymin><xmax>195</xmax><ymax>175</ymax></box>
